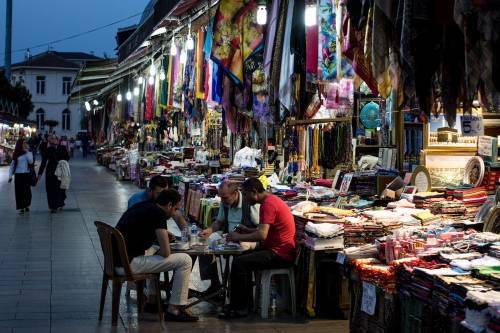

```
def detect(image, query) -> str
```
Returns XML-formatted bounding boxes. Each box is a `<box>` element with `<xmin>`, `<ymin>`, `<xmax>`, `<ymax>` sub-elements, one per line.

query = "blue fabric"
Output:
<box><xmin>127</xmin><ymin>190</ymin><xmax>149</xmax><ymax>209</ymax></box>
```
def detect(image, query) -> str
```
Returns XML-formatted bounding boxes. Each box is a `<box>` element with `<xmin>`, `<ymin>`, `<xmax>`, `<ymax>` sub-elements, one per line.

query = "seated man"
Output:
<box><xmin>219</xmin><ymin>178</ymin><xmax>296</xmax><ymax>319</ymax></box>
<box><xmin>116</xmin><ymin>189</ymin><xmax>198</xmax><ymax>322</ymax></box>
<box><xmin>200</xmin><ymin>180</ymin><xmax>260</xmax><ymax>248</ymax></box>
<box><xmin>128</xmin><ymin>175</ymin><xmax>188</xmax><ymax>231</ymax></box>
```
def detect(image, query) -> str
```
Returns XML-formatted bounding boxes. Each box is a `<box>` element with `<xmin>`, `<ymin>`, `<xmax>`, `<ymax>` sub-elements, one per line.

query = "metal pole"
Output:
<box><xmin>4</xmin><ymin>0</ymin><xmax>13</xmax><ymax>80</ymax></box>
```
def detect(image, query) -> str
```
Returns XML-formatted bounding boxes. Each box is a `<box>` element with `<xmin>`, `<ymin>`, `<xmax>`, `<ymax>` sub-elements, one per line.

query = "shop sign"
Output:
<box><xmin>361</xmin><ymin>282</ymin><xmax>377</xmax><ymax>315</ymax></box>
<box><xmin>461</xmin><ymin>115</ymin><xmax>484</xmax><ymax>136</ymax></box>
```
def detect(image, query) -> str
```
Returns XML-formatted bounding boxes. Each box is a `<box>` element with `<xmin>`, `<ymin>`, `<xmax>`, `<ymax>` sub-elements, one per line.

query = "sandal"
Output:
<box><xmin>165</xmin><ymin>309</ymin><xmax>199</xmax><ymax>322</ymax></box>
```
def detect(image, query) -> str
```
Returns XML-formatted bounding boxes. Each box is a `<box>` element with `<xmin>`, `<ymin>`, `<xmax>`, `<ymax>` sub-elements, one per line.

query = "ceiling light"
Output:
<box><xmin>160</xmin><ymin>70</ymin><xmax>166</xmax><ymax>81</ymax></box>
<box><xmin>138</xmin><ymin>76</ymin><xmax>144</xmax><ymax>85</ymax></box>
<box><xmin>117</xmin><ymin>93</ymin><xmax>122</xmax><ymax>102</ymax></box>
<box><xmin>170</xmin><ymin>36</ymin><xmax>177</xmax><ymax>55</ymax></box>
<box><xmin>148</xmin><ymin>76</ymin><xmax>154</xmax><ymax>85</ymax></box>
<box><xmin>140</xmin><ymin>40</ymin><xmax>151</xmax><ymax>48</ymax></box>
<box><xmin>126</xmin><ymin>91</ymin><xmax>132</xmax><ymax>101</ymax></box>
<box><xmin>186</xmin><ymin>35</ymin><xmax>194</xmax><ymax>50</ymax></box>
<box><xmin>180</xmin><ymin>49</ymin><xmax>187</xmax><ymax>64</ymax></box>
<box><xmin>85</xmin><ymin>101</ymin><xmax>91</xmax><ymax>111</ymax></box>
<box><xmin>305</xmin><ymin>5</ymin><xmax>317</xmax><ymax>26</ymax></box>
<box><xmin>93</xmin><ymin>99</ymin><xmax>99</xmax><ymax>106</ymax></box>
<box><xmin>257</xmin><ymin>5</ymin><xmax>267</xmax><ymax>25</ymax></box>
<box><xmin>133</xmin><ymin>86</ymin><xmax>140</xmax><ymax>96</ymax></box>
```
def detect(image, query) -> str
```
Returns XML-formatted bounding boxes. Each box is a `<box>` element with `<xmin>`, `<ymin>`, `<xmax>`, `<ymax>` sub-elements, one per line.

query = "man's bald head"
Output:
<box><xmin>218</xmin><ymin>180</ymin><xmax>240</xmax><ymax>206</ymax></box>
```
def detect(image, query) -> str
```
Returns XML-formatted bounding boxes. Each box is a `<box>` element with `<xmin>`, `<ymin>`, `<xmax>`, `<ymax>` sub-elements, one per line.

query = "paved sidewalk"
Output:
<box><xmin>0</xmin><ymin>157</ymin><xmax>348</xmax><ymax>333</ymax></box>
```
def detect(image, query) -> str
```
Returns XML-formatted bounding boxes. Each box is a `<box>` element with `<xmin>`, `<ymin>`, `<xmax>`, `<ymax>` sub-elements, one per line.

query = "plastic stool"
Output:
<box><xmin>255</xmin><ymin>267</ymin><xmax>296</xmax><ymax>319</ymax></box>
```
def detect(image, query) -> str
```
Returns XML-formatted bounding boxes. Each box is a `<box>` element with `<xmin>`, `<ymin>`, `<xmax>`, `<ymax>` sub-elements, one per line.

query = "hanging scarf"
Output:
<box><xmin>145</xmin><ymin>81</ymin><xmax>154</xmax><ymax>121</ymax></box>
<box><xmin>211</xmin><ymin>0</ymin><xmax>264</xmax><ymax>87</ymax></box>
<box><xmin>264</xmin><ymin>0</ymin><xmax>281</xmax><ymax>79</ymax></box>
<box><xmin>167</xmin><ymin>54</ymin><xmax>175</xmax><ymax>107</ymax></box>
<box><xmin>159</xmin><ymin>58</ymin><xmax>169</xmax><ymax>110</ymax></box>
<box><xmin>196</xmin><ymin>28</ymin><xmax>206</xmax><ymax>99</ymax></box>
<box><xmin>278</xmin><ymin>0</ymin><xmax>295</xmax><ymax>113</ymax></box>
<box><xmin>318</xmin><ymin>0</ymin><xmax>353</xmax><ymax>81</ymax></box>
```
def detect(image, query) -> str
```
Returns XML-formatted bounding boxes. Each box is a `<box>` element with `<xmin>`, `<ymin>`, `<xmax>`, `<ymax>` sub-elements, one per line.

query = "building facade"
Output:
<box><xmin>10</xmin><ymin>51</ymin><xmax>101</xmax><ymax>137</ymax></box>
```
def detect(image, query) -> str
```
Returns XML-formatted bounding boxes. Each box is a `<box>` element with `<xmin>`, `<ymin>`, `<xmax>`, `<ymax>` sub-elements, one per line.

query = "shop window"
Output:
<box><xmin>36</xmin><ymin>108</ymin><xmax>45</xmax><ymax>130</ymax></box>
<box><xmin>62</xmin><ymin>109</ymin><xmax>71</xmax><ymax>131</ymax></box>
<box><xmin>36</xmin><ymin>76</ymin><xmax>46</xmax><ymax>95</ymax></box>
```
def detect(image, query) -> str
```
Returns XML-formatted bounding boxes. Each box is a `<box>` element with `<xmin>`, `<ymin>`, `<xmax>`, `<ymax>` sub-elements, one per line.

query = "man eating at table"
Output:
<box><xmin>116</xmin><ymin>189</ymin><xmax>198</xmax><ymax>322</ymax></box>
<box><xmin>218</xmin><ymin>177</ymin><xmax>296</xmax><ymax>319</ymax></box>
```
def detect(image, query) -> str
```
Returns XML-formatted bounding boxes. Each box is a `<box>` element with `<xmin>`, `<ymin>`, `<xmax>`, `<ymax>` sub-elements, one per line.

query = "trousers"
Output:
<box><xmin>229</xmin><ymin>249</ymin><xmax>292</xmax><ymax>311</ymax></box>
<box><xmin>130</xmin><ymin>253</ymin><xmax>192</xmax><ymax>306</ymax></box>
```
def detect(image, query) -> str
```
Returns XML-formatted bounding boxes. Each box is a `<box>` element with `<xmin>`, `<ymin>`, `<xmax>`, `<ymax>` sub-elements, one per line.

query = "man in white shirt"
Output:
<box><xmin>200</xmin><ymin>180</ymin><xmax>260</xmax><ymax>247</ymax></box>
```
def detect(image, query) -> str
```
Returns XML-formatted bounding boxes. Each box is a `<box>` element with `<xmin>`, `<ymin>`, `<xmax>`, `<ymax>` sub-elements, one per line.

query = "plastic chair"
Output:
<box><xmin>94</xmin><ymin>221</ymin><xmax>163</xmax><ymax>325</ymax></box>
<box><xmin>254</xmin><ymin>247</ymin><xmax>301</xmax><ymax>319</ymax></box>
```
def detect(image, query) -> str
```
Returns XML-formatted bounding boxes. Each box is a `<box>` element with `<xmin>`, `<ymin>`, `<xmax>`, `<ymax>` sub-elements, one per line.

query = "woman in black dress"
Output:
<box><xmin>38</xmin><ymin>135</ymin><xmax>68</xmax><ymax>213</ymax></box>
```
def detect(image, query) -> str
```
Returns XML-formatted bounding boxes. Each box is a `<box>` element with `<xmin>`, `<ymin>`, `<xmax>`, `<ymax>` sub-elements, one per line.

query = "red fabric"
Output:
<box><xmin>145</xmin><ymin>83</ymin><xmax>153</xmax><ymax>121</ymax></box>
<box><xmin>259</xmin><ymin>194</ymin><xmax>296</xmax><ymax>261</ymax></box>
<box><xmin>306</xmin><ymin>24</ymin><xmax>318</xmax><ymax>77</ymax></box>
<box><xmin>314</xmin><ymin>179</ymin><xmax>333</xmax><ymax>187</ymax></box>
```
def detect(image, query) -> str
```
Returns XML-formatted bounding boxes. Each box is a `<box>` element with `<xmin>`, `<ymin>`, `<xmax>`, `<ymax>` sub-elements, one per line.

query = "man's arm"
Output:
<box><xmin>227</xmin><ymin>224</ymin><xmax>270</xmax><ymax>242</ymax></box>
<box><xmin>172</xmin><ymin>211</ymin><xmax>188</xmax><ymax>230</ymax></box>
<box><xmin>200</xmin><ymin>219</ymin><xmax>225</xmax><ymax>238</ymax></box>
<box><xmin>155</xmin><ymin>228</ymin><xmax>171</xmax><ymax>258</ymax></box>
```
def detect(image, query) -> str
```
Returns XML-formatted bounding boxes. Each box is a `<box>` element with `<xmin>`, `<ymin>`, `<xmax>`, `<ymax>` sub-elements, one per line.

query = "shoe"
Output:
<box><xmin>24</xmin><ymin>208</ymin><xmax>29</xmax><ymax>212</ymax></box>
<box><xmin>218</xmin><ymin>308</ymin><xmax>248</xmax><ymax>320</ymax></box>
<box><xmin>50</xmin><ymin>209</ymin><xmax>57</xmax><ymax>214</ymax></box>
<box><xmin>19</xmin><ymin>209</ymin><xmax>25</xmax><ymax>215</ymax></box>
<box><xmin>164</xmin><ymin>309</ymin><xmax>199</xmax><ymax>322</ymax></box>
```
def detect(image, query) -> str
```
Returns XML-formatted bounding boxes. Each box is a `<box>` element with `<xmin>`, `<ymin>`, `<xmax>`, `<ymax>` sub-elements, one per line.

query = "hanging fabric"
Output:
<box><xmin>306</xmin><ymin>17</ymin><xmax>318</xmax><ymax>82</ymax></box>
<box><xmin>166</xmin><ymin>54</ymin><xmax>174</xmax><ymax>107</ymax></box>
<box><xmin>159</xmin><ymin>57</ymin><xmax>169</xmax><ymax>110</ymax></box>
<box><xmin>278</xmin><ymin>0</ymin><xmax>295</xmax><ymax>114</ymax></box>
<box><xmin>145</xmin><ymin>80</ymin><xmax>154</xmax><ymax>121</ymax></box>
<box><xmin>264</xmin><ymin>0</ymin><xmax>281</xmax><ymax>79</ymax></box>
<box><xmin>211</xmin><ymin>0</ymin><xmax>264</xmax><ymax>88</ymax></box>
<box><xmin>196</xmin><ymin>28</ymin><xmax>206</xmax><ymax>99</ymax></box>
<box><xmin>318</xmin><ymin>0</ymin><xmax>353</xmax><ymax>81</ymax></box>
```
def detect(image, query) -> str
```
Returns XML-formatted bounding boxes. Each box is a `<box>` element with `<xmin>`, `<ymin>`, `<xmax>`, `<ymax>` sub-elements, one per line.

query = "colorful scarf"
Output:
<box><xmin>211</xmin><ymin>0</ymin><xmax>264</xmax><ymax>87</ymax></box>
<box><xmin>145</xmin><ymin>81</ymin><xmax>153</xmax><ymax>121</ymax></box>
<box><xmin>195</xmin><ymin>28</ymin><xmax>205</xmax><ymax>99</ymax></box>
<box><xmin>318</xmin><ymin>0</ymin><xmax>353</xmax><ymax>81</ymax></box>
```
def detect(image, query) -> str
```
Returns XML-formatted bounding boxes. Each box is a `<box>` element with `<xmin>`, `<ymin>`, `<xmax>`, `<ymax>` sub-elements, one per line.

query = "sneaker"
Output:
<box><xmin>19</xmin><ymin>209</ymin><xmax>25</xmax><ymax>215</ymax></box>
<box><xmin>24</xmin><ymin>207</ymin><xmax>29</xmax><ymax>212</ymax></box>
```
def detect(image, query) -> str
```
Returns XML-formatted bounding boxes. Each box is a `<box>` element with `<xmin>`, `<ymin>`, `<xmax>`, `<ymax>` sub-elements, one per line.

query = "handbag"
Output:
<box><xmin>29</xmin><ymin>164</ymin><xmax>37</xmax><ymax>187</ymax></box>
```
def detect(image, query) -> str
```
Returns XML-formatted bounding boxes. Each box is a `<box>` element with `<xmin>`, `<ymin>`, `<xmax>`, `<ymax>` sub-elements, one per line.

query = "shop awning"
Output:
<box><xmin>69</xmin><ymin>59</ymin><xmax>118</xmax><ymax>103</ymax></box>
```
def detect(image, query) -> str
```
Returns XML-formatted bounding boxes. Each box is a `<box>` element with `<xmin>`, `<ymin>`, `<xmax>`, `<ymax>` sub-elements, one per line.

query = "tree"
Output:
<box><xmin>0</xmin><ymin>73</ymin><xmax>34</xmax><ymax>119</ymax></box>
<box><xmin>44</xmin><ymin>120</ymin><xmax>59</xmax><ymax>133</ymax></box>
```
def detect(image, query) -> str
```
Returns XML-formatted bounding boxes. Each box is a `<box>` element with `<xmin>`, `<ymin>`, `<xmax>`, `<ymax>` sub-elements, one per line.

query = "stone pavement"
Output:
<box><xmin>0</xmin><ymin>157</ymin><xmax>349</xmax><ymax>333</ymax></box>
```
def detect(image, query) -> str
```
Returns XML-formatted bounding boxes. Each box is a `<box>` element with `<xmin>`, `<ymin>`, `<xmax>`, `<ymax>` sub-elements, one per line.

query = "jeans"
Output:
<box><xmin>229</xmin><ymin>249</ymin><xmax>292</xmax><ymax>311</ymax></box>
<box><xmin>129</xmin><ymin>253</ymin><xmax>192</xmax><ymax>306</ymax></box>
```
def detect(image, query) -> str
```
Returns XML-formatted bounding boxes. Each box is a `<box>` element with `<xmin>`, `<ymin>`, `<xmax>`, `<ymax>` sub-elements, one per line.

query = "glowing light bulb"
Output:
<box><xmin>180</xmin><ymin>49</ymin><xmax>187</xmax><ymax>64</ymax></box>
<box><xmin>138</xmin><ymin>76</ymin><xmax>144</xmax><ymax>85</ymax></box>
<box><xmin>186</xmin><ymin>35</ymin><xmax>194</xmax><ymax>50</ymax></box>
<box><xmin>148</xmin><ymin>76</ymin><xmax>154</xmax><ymax>85</ymax></box>
<box><xmin>170</xmin><ymin>37</ymin><xmax>177</xmax><ymax>55</ymax></box>
<box><xmin>93</xmin><ymin>99</ymin><xmax>99</xmax><ymax>106</ymax></box>
<box><xmin>85</xmin><ymin>101</ymin><xmax>91</xmax><ymax>111</ymax></box>
<box><xmin>149</xmin><ymin>65</ymin><xmax>156</xmax><ymax>76</ymax></box>
<box><xmin>160</xmin><ymin>70</ymin><xmax>166</xmax><ymax>81</ymax></box>
<box><xmin>126</xmin><ymin>91</ymin><xmax>132</xmax><ymax>101</ymax></box>
<box><xmin>133</xmin><ymin>86</ymin><xmax>140</xmax><ymax>96</ymax></box>
<box><xmin>305</xmin><ymin>5</ymin><xmax>317</xmax><ymax>26</ymax></box>
<box><xmin>256</xmin><ymin>5</ymin><xmax>267</xmax><ymax>25</ymax></box>
<box><xmin>117</xmin><ymin>93</ymin><xmax>122</xmax><ymax>102</ymax></box>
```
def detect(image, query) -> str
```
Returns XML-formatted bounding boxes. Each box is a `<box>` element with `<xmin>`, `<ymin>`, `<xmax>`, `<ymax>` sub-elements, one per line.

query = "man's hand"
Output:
<box><xmin>226</xmin><ymin>231</ymin><xmax>241</xmax><ymax>243</ymax></box>
<box><xmin>199</xmin><ymin>228</ymin><xmax>212</xmax><ymax>239</ymax></box>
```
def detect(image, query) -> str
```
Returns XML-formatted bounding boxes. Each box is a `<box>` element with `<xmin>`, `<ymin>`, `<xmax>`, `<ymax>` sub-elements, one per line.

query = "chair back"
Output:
<box><xmin>94</xmin><ymin>221</ymin><xmax>134</xmax><ymax>279</ymax></box>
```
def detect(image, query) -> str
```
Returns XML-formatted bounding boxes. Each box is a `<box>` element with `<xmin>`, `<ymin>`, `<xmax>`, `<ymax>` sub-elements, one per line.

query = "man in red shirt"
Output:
<box><xmin>219</xmin><ymin>177</ymin><xmax>296</xmax><ymax>319</ymax></box>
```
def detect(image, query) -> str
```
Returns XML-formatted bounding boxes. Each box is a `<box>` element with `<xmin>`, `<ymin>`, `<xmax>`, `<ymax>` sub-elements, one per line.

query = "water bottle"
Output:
<box><xmin>190</xmin><ymin>223</ymin><xmax>198</xmax><ymax>245</ymax></box>
<box><xmin>181</xmin><ymin>226</ymin><xmax>189</xmax><ymax>243</ymax></box>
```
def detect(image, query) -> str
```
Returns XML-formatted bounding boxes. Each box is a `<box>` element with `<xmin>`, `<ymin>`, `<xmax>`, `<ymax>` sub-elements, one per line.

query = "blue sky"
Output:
<box><xmin>0</xmin><ymin>0</ymin><xmax>150</xmax><ymax>64</ymax></box>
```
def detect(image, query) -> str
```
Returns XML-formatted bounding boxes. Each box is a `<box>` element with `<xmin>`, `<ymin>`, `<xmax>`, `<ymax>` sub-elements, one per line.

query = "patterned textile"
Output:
<box><xmin>264</xmin><ymin>0</ymin><xmax>281</xmax><ymax>79</ymax></box>
<box><xmin>145</xmin><ymin>81</ymin><xmax>153</xmax><ymax>121</ymax></box>
<box><xmin>318</xmin><ymin>0</ymin><xmax>353</xmax><ymax>81</ymax></box>
<box><xmin>195</xmin><ymin>28</ymin><xmax>205</xmax><ymax>99</ymax></box>
<box><xmin>211</xmin><ymin>0</ymin><xmax>264</xmax><ymax>87</ymax></box>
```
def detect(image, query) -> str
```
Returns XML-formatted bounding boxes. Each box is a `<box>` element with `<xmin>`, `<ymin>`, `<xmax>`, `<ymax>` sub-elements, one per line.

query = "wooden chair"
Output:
<box><xmin>94</xmin><ymin>221</ymin><xmax>163</xmax><ymax>325</ymax></box>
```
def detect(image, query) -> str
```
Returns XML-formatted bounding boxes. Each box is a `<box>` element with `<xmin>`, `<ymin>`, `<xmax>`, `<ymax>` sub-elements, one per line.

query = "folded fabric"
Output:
<box><xmin>305</xmin><ymin>222</ymin><xmax>343</xmax><ymax>238</ymax></box>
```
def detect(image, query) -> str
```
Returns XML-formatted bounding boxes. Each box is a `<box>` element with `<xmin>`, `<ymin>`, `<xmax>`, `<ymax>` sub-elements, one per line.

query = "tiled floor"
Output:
<box><xmin>0</xmin><ymin>156</ymin><xmax>348</xmax><ymax>333</ymax></box>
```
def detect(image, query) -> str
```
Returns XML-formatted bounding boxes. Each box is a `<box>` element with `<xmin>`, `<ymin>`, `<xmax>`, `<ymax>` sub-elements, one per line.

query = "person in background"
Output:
<box><xmin>69</xmin><ymin>137</ymin><xmax>75</xmax><ymax>158</ymax></box>
<box><xmin>128</xmin><ymin>175</ymin><xmax>188</xmax><ymax>231</ymax></box>
<box><xmin>56</xmin><ymin>137</ymin><xmax>70</xmax><ymax>209</ymax></box>
<box><xmin>8</xmin><ymin>139</ymin><xmax>34</xmax><ymax>214</ymax></box>
<box><xmin>116</xmin><ymin>189</ymin><xmax>198</xmax><ymax>322</ymax></box>
<box><xmin>38</xmin><ymin>134</ymin><xmax>65</xmax><ymax>213</ymax></box>
<box><xmin>27</xmin><ymin>132</ymin><xmax>40</xmax><ymax>162</ymax></box>
<box><xmin>218</xmin><ymin>177</ymin><xmax>296</xmax><ymax>319</ymax></box>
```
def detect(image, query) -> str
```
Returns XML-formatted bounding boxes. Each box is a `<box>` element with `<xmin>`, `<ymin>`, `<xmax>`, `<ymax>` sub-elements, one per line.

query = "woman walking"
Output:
<box><xmin>8</xmin><ymin>139</ymin><xmax>34</xmax><ymax>214</ymax></box>
<box><xmin>38</xmin><ymin>134</ymin><xmax>64</xmax><ymax>213</ymax></box>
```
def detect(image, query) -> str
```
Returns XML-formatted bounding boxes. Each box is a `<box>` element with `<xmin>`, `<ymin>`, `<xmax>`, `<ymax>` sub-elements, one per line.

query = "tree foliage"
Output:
<box><xmin>0</xmin><ymin>74</ymin><xmax>34</xmax><ymax>119</ymax></box>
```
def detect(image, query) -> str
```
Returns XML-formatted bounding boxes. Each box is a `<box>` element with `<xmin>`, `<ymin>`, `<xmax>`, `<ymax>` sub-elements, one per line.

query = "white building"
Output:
<box><xmin>10</xmin><ymin>51</ymin><xmax>101</xmax><ymax>137</ymax></box>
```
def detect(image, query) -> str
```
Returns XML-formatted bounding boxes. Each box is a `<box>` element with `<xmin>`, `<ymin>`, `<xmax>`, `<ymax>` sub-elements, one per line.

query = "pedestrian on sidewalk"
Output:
<box><xmin>38</xmin><ymin>134</ymin><xmax>67</xmax><ymax>213</ymax></box>
<box><xmin>8</xmin><ymin>139</ymin><xmax>34</xmax><ymax>214</ymax></box>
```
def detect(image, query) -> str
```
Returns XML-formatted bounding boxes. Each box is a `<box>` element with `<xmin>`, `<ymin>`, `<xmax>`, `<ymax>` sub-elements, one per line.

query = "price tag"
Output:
<box><xmin>478</xmin><ymin>136</ymin><xmax>494</xmax><ymax>157</ymax></box>
<box><xmin>461</xmin><ymin>115</ymin><xmax>484</xmax><ymax>136</ymax></box>
<box><xmin>336</xmin><ymin>252</ymin><xmax>346</xmax><ymax>264</ymax></box>
<box><xmin>361</xmin><ymin>282</ymin><xmax>377</xmax><ymax>315</ymax></box>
